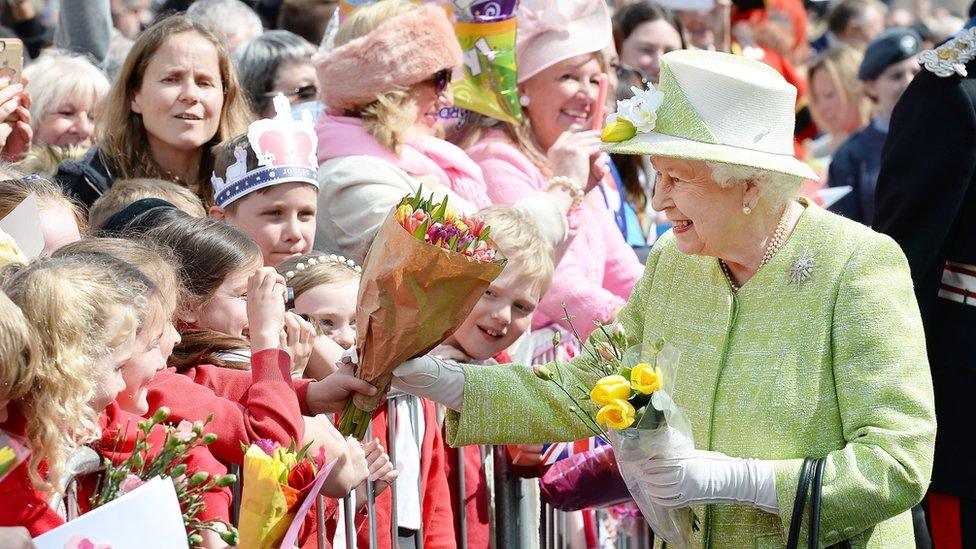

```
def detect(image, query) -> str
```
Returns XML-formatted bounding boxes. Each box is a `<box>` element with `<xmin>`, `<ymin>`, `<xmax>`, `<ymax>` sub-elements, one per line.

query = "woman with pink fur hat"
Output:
<box><xmin>457</xmin><ymin>0</ymin><xmax>644</xmax><ymax>345</ymax></box>
<box><xmin>312</xmin><ymin>0</ymin><xmax>573</xmax><ymax>266</ymax></box>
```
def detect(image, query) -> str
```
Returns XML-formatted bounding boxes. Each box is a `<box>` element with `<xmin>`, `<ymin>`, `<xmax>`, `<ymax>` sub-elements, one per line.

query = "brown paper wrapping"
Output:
<box><xmin>351</xmin><ymin>211</ymin><xmax>505</xmax><ymax>411</ymax></box>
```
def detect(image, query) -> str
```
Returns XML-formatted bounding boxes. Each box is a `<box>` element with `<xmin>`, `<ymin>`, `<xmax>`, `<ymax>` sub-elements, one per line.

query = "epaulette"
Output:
<box><xmin>920</xmin><ymin>27</ymin><xmax>976</xmax><ymax>77</ymax></box>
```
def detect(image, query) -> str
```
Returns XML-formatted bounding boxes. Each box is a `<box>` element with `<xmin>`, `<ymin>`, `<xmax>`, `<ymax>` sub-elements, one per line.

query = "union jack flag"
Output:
<box><xmin>540</xmin><ymin>436</ymin><xmax>607</xmax><ymax>465</ymax></box>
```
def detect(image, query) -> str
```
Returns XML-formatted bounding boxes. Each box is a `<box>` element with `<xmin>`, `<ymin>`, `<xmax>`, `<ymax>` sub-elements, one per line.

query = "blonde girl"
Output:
<box><xmin>0</xmin><ymin>257</ymin><xmax>145</xmax><ymax>536</ymax></box>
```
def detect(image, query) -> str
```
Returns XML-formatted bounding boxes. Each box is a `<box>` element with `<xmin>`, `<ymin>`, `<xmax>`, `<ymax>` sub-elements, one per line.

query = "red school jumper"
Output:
<box><xmin>0</xmin><ymin>402</ymin><xmax>230</xmax><ymax>535</ymax></box>
<box><xmin>146</xmin><ymin>348</ymin><xmax>305</xmax><ymax>464</ymax></box>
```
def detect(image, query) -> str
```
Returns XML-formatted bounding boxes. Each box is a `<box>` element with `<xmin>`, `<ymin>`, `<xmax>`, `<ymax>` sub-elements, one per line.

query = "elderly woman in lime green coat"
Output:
<box><xmin>392</xmin><ymin>50</ymin><xmax>936</xmax><ymax>548</ymax></box>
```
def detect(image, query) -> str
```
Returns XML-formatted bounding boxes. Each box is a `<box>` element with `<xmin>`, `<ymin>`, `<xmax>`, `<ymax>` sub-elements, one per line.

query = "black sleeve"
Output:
<box><xmin>826</xmin><ymin>139</ymin><xmax>862</xmax><ymax>222</ymax></box>
<box><xmin>12</xmin><ymin>15</ymin><xmax>51</xmax><ymax>60</ymax></box>
<box><xmin>873</xmin><ymin>71</ymin><xmax>976</xmax><ymax>288</ymax></box>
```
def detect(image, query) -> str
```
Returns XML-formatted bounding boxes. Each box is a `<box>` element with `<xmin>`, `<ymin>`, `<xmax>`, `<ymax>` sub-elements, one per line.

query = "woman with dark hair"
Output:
<box><xmin>614</xmin><ymin>1</ymin><xmax>686</xmax><ymax>84</ymax></box>
<box><xmin>234</xmin><ymin>29</ymin><xmax>320</xmax><ymax>119</ymax></box>
<box><xmin>55</xmin><ymin>14</ymin><xmax>251</xmax><ymax>208</ymax></box>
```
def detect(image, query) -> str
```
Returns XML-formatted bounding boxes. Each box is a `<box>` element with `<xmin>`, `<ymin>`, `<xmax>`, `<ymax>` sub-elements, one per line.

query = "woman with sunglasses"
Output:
<box><xmin>312</xmin><ymin>0</ymin><xmax>572</xmax><ymax>265</ymax></box>
<box><xmin>235</xmin><ymin>30</ymin><xmax>322</xmax><ymax>121</ymax></box>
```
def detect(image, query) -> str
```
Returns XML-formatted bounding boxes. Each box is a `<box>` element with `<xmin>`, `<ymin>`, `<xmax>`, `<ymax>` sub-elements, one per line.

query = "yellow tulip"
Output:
<box><xmin>630</xmin><ymin>362</ymin><xmax>663</xmax><ymax>395</ymax></box>
<box><xmin>590</xmin><ymin>375</ymin><xmax>633</xmax><ymax>406</ymax></box>
<box><xmin>596</xmin><ymin>399</ymin><xmax>636</xmax><ymax>430</ymax></box>
<box><xmin>395</xmin><ymin>204</ymin><xmax>413</xmax><ymax>224</ymax></box>
<box><xmin>601</xmin><ymin>117</ymin><xmax>637</xmax><ymax>143</ymax></box>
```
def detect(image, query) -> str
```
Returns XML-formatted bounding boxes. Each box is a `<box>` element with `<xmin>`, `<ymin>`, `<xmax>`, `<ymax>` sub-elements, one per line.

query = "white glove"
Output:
<box><xmin>640</xmin><ymin>450</ymin><xmax>779</xmax><ymax>513</ymax></box>
<box><xmin>391</xmin><ymin>355</ymin><xmax>465</xmax><ymax>411</ymax></box>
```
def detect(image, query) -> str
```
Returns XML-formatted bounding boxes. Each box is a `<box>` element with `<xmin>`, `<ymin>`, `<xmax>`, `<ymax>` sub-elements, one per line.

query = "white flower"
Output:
<box><xmin>615</xmin><ymin>85</ymin><xmax>665</xmax><ymax>134</ymax></box>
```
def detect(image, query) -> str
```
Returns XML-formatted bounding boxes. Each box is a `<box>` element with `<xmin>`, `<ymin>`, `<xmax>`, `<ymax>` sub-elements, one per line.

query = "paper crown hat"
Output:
<box><xmin>602</xmin><ymin>50</ymin><xmax>818</xmax><ymax>181</ymax></box>
<box><xmin>212</xmin><ymin>94</ymin><xmax>319</xmax><ymax>208</ymax></box>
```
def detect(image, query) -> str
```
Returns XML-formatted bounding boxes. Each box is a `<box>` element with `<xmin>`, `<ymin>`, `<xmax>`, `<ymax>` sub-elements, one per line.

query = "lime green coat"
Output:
<box><xmin>446</xmin><ymin>202</ymin><xmax>935</xmax><ymax>548</ymax></box>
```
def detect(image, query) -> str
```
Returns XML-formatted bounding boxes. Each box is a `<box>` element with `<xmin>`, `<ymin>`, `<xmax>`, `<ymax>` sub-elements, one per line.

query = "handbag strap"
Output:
<box><xmin>786</xmin><ymin>457</ymin><xmax>816</xmax><ymax>549</ymax></box>
<box><xmin>809</xmin><ymin>458</ymin><xmax>827</xmax><ymax>549</ymax></box>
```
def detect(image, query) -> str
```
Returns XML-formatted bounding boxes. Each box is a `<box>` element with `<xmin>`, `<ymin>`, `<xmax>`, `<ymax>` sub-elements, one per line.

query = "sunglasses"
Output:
<box><xmin>429</xmin><ymin>68</ymin><xmax>452</xmax><ymax>94</ymax></box>
<box><xmin>266</xmin><ymin>84</ymin><xmax>318</xmax><ymax>101</ymax></box>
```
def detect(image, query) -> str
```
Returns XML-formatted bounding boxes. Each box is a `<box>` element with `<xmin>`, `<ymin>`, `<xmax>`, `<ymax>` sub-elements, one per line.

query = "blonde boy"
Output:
<box><xmin>88</xmin><ymin>178</ymin><xmax>207</xmax><ymax>229</ymax></box>
<box><xmin>440</xmin><ymin>205</ymin><xmax>555</xmax><ymax>361</ymax></box>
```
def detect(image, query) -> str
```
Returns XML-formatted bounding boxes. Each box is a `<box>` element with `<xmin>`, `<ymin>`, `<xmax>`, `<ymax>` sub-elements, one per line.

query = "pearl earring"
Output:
<box><xmin>742</xmin><ymin>205</ymin><xmax>752</xmax><ymax>215</ymax></box>
<box><xmin>519</xmin><ymin>94</ymin><xmax>530</xmax><ymax>107</ymax></box>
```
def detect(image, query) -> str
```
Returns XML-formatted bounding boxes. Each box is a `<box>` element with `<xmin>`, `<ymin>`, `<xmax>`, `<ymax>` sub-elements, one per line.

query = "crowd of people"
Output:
<box><xmin>0</xmin><ymin>0</ymin><xmax>972</xmax><ymax>547</ymax></box>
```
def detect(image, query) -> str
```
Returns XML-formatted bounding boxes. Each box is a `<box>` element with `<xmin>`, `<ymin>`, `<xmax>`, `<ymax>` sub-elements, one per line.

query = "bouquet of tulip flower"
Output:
<box><xmin>338</xmin><ymin>188</ymin><xmax>505</xmax><ymax>439</ymax></box>
<box><xmin>238</xmin><ymin>439</ymin><xmax>337</xmax><ymax>549</ymax></box>
<box><xmin>90</xmin><ymin>408</ymin><xmax>238</xmax><ymax>548</ymax></box>
<box><xmin>535</xmin><ymin>310</ymin><xmax>698</xmax><ymax>548</ymax></box>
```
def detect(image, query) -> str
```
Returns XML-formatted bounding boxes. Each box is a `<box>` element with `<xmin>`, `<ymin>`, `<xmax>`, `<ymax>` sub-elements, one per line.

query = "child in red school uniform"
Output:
<box><xmin>0</xmin><ymin>256</ymin><xmax>230</xmax><ymax>540</ymax></box>
<box><xmin>55</xmin><ymin>223</ymin><xmax>368</xmax><ymax>505</ymax></box>
<box><xmin>431</xmin><ymin>205</ymin><xmax>556</xmax><ymax>549</ymax></box>
<box><xmin>208</xmin><ymin>96</ymin><xmax>319</xmax><ymax>268</ymax></box>
<box><xmin>279</xmin><ymin>252</ymin><xmax>454</xmax><ymax>549</ymax></box>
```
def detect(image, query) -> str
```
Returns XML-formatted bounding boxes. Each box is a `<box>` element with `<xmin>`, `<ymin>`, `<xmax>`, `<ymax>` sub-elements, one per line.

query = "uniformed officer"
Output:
<box><xmin>875</xmin><ymin>26</ymin><xmax>976</xmax><ymax>548</ymax></box>
<box><xmin>828</xmin><ymin>28</ymin><xmax>921</xmax><ymax>225</ymax></box>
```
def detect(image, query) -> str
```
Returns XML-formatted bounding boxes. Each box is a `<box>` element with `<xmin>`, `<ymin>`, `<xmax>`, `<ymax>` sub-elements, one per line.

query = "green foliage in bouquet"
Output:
<box><xmin>91</xmin><ymin>408</ymin><xmax>238</xmax><ymax>548</ymax></box>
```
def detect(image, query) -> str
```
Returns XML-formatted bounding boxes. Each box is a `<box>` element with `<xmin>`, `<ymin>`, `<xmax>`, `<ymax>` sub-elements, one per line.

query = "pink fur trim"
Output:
<box><xmin>314</xmin><ymin>5</ymin><xmax>462</xmax><ymax>111</ymax></box>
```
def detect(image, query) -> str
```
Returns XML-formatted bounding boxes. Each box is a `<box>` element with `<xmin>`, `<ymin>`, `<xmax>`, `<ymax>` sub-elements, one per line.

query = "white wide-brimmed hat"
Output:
<box><xmin>602</xmin><ymin>50</ymin><xmax>818</xmax><ymax>180</ymax></box>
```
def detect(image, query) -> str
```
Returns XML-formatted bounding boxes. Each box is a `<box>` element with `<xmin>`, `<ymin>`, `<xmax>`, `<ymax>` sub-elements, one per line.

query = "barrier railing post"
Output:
<box><xmin>491</xmin><ymin>445</ymin><xmax>519</xmax><ymax>547</ymax></box>
<box><xmin>456</xmin><ymin>444</ymin><xmax>468</xmax><ymax>549</ymax></box>
<box><xmin>409</xmin><ymin>396</ymin><xmax>424</xmax><ymax>549</ymax></box>
<box><xmin>387</xmin><ymin>397</ymin><xmax>399</xmax><ymax>548</ymax></box>
<box><xmin>343</xmin><ymin>495</ymin><xmax>357</xmax><ymax>549</ymax></box>
<box><xmin>230</xmin><ymin>463</ymin><xmax>241</xmax><ymax>527</ymax></box>
<box><xmin>316</xmin><ymin>495</ymin><xmax>326</xmax><ymax>548</ymax></box>
<box><xmin>366</xmin><ymin>423</ymin><xmax>377</xmax><ymax>549</ymax></box>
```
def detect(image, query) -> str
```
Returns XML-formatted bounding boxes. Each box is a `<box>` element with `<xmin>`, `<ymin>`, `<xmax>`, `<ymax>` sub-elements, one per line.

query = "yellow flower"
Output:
<box><xmin>630</xmin><ymin>362</ymin><xmax>663</xmax><ymax>395</ymax></box>
<box><xmin>395</xmin><ymin>204</ymin><xmax>413</xmax><ymax>223</ymax></box>
<box><xmin>0</xmin><ymin>446</ymin><xmax>15</xmax><ymax>473</ymax></box>
<box><xmin>596</xmin><ymin>399</ymin><xmax>636</xmax><ymax>430</ymax></box>
<box><xmin>590</xmin><ymin>375</ymin><xmax>632</xmax><ymax>406</ymax></box>
<box><xmin>601</xmin><ymin>117</ymin><xmax>637</xmax><ymax>143</ymax></box>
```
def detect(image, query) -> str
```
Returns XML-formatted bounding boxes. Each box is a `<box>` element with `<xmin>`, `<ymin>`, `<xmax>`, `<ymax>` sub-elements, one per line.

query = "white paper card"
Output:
<box><xmin>34</xmin><ymin>476</ymin><xmax>189</xmax><ymax>549</ymax></box>
<box><xmin>654</xmin><ymin>0</ymin><xmax>716</xmax><ymax>11</ymax></box>
<box><xmin>0</xmin><ymin>192</ymin><xmax>43</xmax><ymax>259</ymax></box>
<box><xmin>818</xmin><ymin>185</ymin><xmax>853</xmax><ymax>209</ymax></box>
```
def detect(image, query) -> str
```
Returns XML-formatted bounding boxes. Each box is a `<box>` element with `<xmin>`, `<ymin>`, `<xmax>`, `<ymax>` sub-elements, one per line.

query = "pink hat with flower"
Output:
<box><xmin>516</xmin><ymin>0</ymin><xmax>613</xmax><ymax>83</ymax></box>
<box><xmin>313</xmin><ymin>4</ymin><xmax>462</xmax><ymax>111</ymax></box>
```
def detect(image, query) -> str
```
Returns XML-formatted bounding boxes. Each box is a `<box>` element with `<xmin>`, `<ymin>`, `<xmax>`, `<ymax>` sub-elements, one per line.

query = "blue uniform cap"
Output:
<box><xmin>858</xmin><ymin>28</ymin><xmax>922</xmax><ymax>81</ymax></box>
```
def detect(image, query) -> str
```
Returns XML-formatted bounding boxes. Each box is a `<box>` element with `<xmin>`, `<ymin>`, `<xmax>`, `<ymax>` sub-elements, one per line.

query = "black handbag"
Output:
<box><xmin>786</xmin><ymin>457</ymin><xmax>852</xmax><ymax>549</ymax></box>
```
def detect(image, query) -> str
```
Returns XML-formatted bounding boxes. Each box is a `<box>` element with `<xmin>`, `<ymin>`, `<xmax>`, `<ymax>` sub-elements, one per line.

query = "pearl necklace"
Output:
<box><xmin>720</xmin><ymin>203</ymin><xmax>794</xmax><ymax>292</ymax></box>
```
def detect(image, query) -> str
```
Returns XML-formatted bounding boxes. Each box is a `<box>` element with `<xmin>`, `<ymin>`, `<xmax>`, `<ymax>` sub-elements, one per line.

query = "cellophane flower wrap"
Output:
<box><xmin>338</xmin><ymin>188</ymin><xmax>505</xmax><ymax>439</ymax></box>
<box><xmin>238</xmin><ymin>440</ymin><xmax>328</xmax><ymax>549</ymax></box>
<box><xmin>536</xmin><ymin>316</ymin><xmax>697</xmax><ymax>548</ymax></box>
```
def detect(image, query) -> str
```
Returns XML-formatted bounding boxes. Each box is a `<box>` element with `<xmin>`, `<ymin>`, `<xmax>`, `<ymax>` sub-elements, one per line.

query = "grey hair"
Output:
<box><xmin>234</xmin><ymin>30</ymin><xmax>316</xmax><ymax>117</ymax></box>
<box><xmin>187</xmin><ymin>0</ymin><xmax>264</xmax><ymax>47</ymax></box>
<box><xmin>22</xmin><ymin>50</ymin><xmax>110</xmax><ymax>134</ymax></box>
<box><xmin>705</xmin><ymin>162</ymin><xmax>804</xmax><ymax>212</ymax></box>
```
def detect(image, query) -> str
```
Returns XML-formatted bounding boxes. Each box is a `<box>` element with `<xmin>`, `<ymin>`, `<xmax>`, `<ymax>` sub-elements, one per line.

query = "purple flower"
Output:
<box><xmin>255</xmin><ymin>438</ymin><xmax>277</xmax><ymax>456</ymax></box>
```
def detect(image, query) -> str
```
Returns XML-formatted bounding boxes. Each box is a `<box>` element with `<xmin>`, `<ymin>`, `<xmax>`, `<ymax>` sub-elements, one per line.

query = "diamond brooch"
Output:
<box><xmin>789</xmin><ymin>250</ymin><xmax>815</xmax><ymax>285</ymax></box>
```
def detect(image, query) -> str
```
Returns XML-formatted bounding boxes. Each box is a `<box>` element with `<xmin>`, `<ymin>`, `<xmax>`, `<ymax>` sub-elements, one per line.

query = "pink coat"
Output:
<box><xmin>466</xmin><ymin>130</ymin><xmax>643</xmax><ymax>338</ymax></box>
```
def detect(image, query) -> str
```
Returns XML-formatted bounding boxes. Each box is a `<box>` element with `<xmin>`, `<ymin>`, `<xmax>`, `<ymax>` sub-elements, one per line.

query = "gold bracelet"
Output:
<box><xmin>546</xmin><ymin>176</ymin><xmax>584</xmax><ymax>210</ymax></box>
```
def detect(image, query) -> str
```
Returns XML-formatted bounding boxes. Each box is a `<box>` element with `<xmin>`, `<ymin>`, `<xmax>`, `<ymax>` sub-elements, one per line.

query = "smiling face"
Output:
<box><xmin>130</xmin><ymin>31</ymin><xmax>225</xmax><ymax>164</ymax></box>
<box><xmin>293</xmin><ymin>279</ymin><xmax>359</xmax><ymax>349</ymax></box>
<box><xmin>443</xmin><ymin>267</ymin><xmax>540</xmax><ymax>361</ymax></box>
<box><xmin>90</xmin><ymin>308</ymin><xmax>139</xmax><ymax>413</ymax></box>
<box><xmin>620</xmin><ymin>19</ymin><xmax>683</xmax><ymax>84</ymax></box>
<box><xmin>520</xmin><ymin>54</ymin><xmax>604</xmax><ymax>152</ymax></box>
<box><xmin>117</xmin><ymin>298</ymin><xmax>172</xmax><ymax>415</ymax></box>
<box><xmin>811</xmin><ymin>67</ymin><xmax>863</xmax><ymax>134</ymax></box>
<box><xmin>650</xmin><ymin>157</ymin><xmax>755</xmax><ymax>258</ymax></box>
<box><xmin>36</xmin><ymin>94</ymin><xmax>98</xmax><ymax>148</ymax></box>
<box><xmin>186</xmin><ymin>258</ymin><xmax>261</xmax><ymax>338</ymax></box>
<box><xmin>217</xmin><ymin>183</ymin><xmax>318</xmax><ymax>266</ymax></box>
<box><xmin>409</xmin><ymin>70</ymin><xmax>454</xmax><ymax>131</ymax></box>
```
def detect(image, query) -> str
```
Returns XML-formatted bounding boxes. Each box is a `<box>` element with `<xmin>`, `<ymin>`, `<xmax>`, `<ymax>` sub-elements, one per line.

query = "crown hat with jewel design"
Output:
<box><xmin>211</xmin><ymin>93</ymin><xmax>319</xmax><ymax>208</ymax></box>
